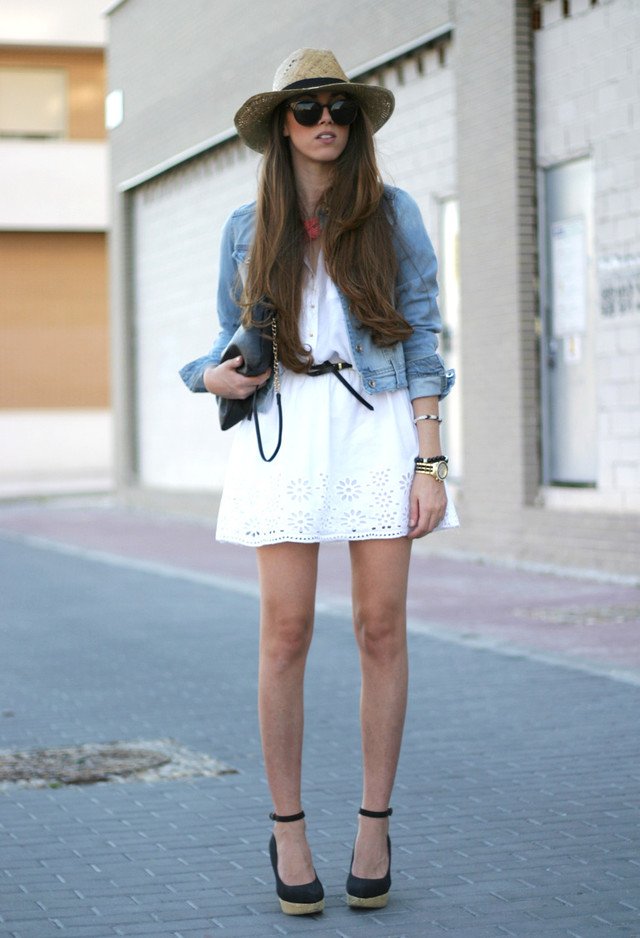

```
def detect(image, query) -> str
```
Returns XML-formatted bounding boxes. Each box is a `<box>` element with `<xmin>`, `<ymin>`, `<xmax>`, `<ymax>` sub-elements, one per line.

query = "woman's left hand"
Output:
<box><xmin>407</xmin><ymin>474</ymin><xmax>447</xmax><ymax>538</ymax></box>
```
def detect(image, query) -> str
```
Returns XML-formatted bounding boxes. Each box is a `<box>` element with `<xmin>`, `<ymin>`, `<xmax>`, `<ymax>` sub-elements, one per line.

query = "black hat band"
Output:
<box><xmin>282</xmin><ymin>77</ymin><xmax>348</xmax><ymax>91</ymax></box>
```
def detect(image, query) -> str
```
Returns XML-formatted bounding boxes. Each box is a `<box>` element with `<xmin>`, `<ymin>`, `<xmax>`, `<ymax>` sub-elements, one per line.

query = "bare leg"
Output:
<box><xmin>349</xmin><ymin>537</ymin><xmax>412</xmax><ymax>878</ymax></box>
<box><xmin>257</xmin><ymin>541</ymin><xmax>319</xmax><ymax>885</ymax></box>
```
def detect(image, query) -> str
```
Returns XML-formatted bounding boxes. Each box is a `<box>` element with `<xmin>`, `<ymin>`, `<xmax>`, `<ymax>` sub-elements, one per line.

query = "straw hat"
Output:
<box><xmin>234</xmin><ymin>48</ymin><xmax>395</xmax><ymax>153</ymax></box>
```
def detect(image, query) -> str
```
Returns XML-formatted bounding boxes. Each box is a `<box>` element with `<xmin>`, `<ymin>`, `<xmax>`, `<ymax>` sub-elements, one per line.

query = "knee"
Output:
<box><xmin>261</xmin><ymin>612</ymin><xmax>313</xmax><ymax>669</ymax></box>
<box><xmin>353</xmin><ymin>604</ymin><xmax>406</xmax><ymax>659</ymax></box>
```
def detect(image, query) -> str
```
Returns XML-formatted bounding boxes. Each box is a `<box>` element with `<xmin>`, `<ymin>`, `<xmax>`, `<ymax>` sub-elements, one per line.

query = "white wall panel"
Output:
<box><xmin>133</xmin><ymin>144</ymin><xmax>259</xmax><ymax>490</ymax></box>
<box><xmin>0</xmin><ymin>140</ymin><xmax>108</xmax><ymax>230</ymax></box>
<box><xmin>0</xmin><ymin>0</ymin><xmax>106</xmax><ymax>46</ymax></box>
<box><xmin>0</xmin><ymin>409</ymin><xmax>112</xmax><ymax>491</ymax></box>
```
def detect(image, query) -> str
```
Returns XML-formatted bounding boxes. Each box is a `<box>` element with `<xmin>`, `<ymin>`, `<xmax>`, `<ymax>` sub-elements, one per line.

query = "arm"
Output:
<box><xmin>407</xmin><ymin>396</ymin><xmax>448</xmax><ymax>538</ymax></box>
<box><xmin>391</xmin><ymin>190</ymin><xmax>455</xmax><ymax>402</ymax></box>
<box><xmin>390</xmin><ymin>191</ymin><xmax>453</xmax><ymax>536</ymax></box>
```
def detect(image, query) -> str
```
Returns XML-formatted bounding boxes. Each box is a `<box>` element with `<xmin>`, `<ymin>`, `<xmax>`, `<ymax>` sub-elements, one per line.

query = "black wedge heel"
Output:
<box><xmin>346</xmin><ymin>807</ymin><xmax>393</xmax><ymax>909</ymax></box>
<box><xmin>268</xmin><ymin>810</ymin><xmax>324</xmax><ymax>915</ymax></box>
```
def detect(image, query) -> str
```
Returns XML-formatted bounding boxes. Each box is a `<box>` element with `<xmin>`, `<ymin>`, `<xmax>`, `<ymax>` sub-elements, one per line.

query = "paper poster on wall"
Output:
<box><xmin>551</xmin><ymin>217</ymin><xmax>587</xmax><ymax>336</ymax></box>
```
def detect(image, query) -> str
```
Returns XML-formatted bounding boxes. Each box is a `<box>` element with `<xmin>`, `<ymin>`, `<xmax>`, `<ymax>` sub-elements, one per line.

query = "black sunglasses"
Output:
<box><xmin>288</xmin><ymin>98</ymin><xmax>359</xmax><ymax>127</ymax></box>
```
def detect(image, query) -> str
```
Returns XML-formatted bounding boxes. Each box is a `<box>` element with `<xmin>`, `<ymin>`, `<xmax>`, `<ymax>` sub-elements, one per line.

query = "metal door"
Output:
<box><xmin>542</xmin><ymin>158</ymin><xmax>597</xmax><ymax>484</ymax></box>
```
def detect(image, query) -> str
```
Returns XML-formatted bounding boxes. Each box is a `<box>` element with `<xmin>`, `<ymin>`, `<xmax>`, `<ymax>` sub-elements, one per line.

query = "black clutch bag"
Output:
<box><xmin>217</xmin><ymin>304</ymin><xmax>274</xmax><ymax>431</ymax></box>
<box><xmin>217</xmin><ymin>304</ymin><xmax>283</xmax><ymax>462</ymax></box>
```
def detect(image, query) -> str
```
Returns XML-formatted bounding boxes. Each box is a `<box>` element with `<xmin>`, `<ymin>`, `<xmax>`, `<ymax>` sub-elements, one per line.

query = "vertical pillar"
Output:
<box><xmin>455</xmin><ymin>0</ymin><xmax>539</xmax><ymax>525</ymax></box>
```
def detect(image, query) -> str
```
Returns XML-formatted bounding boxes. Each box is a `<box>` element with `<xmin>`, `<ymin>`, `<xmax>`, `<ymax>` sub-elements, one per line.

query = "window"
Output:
<box><xmin>0</xmin><ymin>68</ymin><xmax>67</xmax><ymax>139</ymax></box>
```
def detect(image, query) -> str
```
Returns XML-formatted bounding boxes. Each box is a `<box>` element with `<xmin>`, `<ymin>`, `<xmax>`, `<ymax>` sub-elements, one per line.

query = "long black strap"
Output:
<box><xmin>252</xmin><ymin>389</ymin><xmax>283</xmax><ymax>462</ymax></box>
<box><xmin>307</xmin><ymin>361</ymin><xmax>374</xmax><ymax>411</ymax></box>
<box><xmin>252</xmin><ymin>360</ymin><xmax>370</xmax><ymax>462</ymax></box>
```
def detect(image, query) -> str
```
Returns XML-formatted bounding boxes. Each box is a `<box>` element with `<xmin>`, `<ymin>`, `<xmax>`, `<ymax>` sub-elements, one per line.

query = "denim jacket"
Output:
<box><xmin>179</xmin><ymin>185</ymin><xmax>455</xmax><ymax>407</ymax></box>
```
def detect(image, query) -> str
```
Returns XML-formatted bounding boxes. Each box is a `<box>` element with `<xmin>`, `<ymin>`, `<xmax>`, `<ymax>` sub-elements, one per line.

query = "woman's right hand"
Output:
<box><xmin>203</xmin><ymin>357</ymin><xmax>271</xmax><ymax>399</ymax></box>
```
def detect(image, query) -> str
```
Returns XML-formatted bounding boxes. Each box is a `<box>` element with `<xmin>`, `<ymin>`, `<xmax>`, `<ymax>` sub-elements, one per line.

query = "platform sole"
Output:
<box><xmin>278</xmin><ymin>897</ymin><xmax>324</xmax><ymax>915</ymax></box>
<box><xmin>347</xmin><ymin>891</ymin><xmax>389</xmax><ymax>909</ymax></box>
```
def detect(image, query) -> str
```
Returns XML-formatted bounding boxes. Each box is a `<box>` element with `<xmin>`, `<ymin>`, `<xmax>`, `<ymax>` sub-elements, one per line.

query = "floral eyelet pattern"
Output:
<box><xmin>217</xmin><ymin>468</ymin><xmax>412</xmax><ymax>546</ymax></box>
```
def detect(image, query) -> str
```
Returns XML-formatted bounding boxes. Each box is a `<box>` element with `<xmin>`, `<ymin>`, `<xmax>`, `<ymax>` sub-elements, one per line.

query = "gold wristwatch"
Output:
<box><xmin>414</xmin><ymin>456</ymin><xmax>449</xmax><ymax>481</ymax></box>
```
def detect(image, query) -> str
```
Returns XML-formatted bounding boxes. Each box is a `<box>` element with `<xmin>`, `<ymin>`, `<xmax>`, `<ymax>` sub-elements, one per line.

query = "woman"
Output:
<box><xmin>180</xmin><ymin>48</ymin><xmax>457</xmax><ymax>916</ymax></box>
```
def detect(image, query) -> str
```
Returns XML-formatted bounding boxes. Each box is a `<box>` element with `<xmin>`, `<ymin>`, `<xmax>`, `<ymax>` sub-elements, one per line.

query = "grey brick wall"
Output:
<box><xmin>434</xmin><ymin>0</ymin><xmax>640</xmax><ymax>577</ymax></box>
<box><xmin>536</xmin><ymin>0</ymin><xmax>640</xmax><ymax>512</ymax></box>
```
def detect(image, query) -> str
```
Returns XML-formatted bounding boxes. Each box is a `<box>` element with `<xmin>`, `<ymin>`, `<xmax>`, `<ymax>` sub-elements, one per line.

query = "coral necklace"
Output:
<box><xmin>303</xmin><ymin>216</ymin><xmax>322</xmax><ymax>240</ymax></box>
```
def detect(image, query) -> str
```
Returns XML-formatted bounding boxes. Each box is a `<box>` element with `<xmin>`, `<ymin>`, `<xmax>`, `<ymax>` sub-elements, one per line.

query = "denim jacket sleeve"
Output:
<box><xmin>178</xmin><ymin>208</ymin><xmax>247</xmax><ymax>392</ymax></box>
<box><xmin>390</xmin><ymin>188</ymin><xmax>455</xmax><ymax>401</ymax></box>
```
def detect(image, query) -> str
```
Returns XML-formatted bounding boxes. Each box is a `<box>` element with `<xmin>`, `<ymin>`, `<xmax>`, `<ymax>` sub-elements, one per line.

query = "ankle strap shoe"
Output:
<box><xmin>268</xmin><ymin>810</ymin><xmax>324</xmax><ymax>915</ymax></box>
<box><xmin>346</xmin><ymin>806</ymin><xmax>392</xmax><ymax>909</ymax></box>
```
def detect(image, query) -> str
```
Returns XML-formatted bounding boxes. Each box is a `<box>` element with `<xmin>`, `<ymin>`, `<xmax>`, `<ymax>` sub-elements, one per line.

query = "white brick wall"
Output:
<box><xmin>133</xmin><ymin>143</ymin><xmax>259</xmax><ymax>490</ymax></box>
<box><xmin>536</xmin><ymin>0</ymin><xmax>640</xmax><ymax>510</ymax></box>
<box><xmin>376</xmin><ymin>47</ymin><xmax>457</xmax><ymax>225</ymax></box>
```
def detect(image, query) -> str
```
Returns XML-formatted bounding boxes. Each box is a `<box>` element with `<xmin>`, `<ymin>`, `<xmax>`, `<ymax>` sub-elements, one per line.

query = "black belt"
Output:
<box><xmin>307</xmin><ymin>361</ymin><xmax>374</xmax><ymax>411</ymax></box>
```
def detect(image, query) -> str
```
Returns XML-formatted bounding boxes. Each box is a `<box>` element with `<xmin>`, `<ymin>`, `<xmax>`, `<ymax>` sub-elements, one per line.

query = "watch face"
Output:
<box><xmin>436</xmin><ymin>461</ymin><xmax>449</xmax><ymax>481</ymax></box>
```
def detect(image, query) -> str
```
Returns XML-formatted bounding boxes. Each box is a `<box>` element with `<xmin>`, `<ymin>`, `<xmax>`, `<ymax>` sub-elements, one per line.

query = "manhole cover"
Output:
<box><xmin>0</xmin><ymin>739</ymin><xmax>237</xmax><ymax>788</ymax></box>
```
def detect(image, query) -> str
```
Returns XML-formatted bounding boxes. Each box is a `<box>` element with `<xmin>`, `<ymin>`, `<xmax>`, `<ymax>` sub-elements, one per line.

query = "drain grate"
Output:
<box><xmin>0</xmin><ymin>738</ymin><xmax>237</xmax><ymax>789</ymax></box>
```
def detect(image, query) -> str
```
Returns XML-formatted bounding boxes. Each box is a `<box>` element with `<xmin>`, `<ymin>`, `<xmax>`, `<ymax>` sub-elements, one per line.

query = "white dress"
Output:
<box><xmin>216</xmin><ymin>252</ymin><xmax>459</xmax><ymax>546</ymax></box>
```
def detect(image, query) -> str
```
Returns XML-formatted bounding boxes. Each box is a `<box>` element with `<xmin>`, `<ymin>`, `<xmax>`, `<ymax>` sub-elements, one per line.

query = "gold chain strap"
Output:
<box><xmin>271</xmin><ymin>317</ymin><xmax>280</xmax><ymax>393</ymax></box>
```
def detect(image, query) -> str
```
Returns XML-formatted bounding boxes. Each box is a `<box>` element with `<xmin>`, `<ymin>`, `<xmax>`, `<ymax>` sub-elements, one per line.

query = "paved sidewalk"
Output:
<box><xmin>0</xmin><ymin>499</ymin><xmax>639</xmax><ymax>683</ymax></box>
<box><xmin>0</xmin><ymin>500</ymin><xmax>639</xmax><ymax>937</ymax></box>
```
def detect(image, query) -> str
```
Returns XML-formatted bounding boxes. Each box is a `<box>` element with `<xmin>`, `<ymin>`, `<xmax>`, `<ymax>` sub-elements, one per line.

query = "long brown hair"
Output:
<box><xmin>240</xmin><ymin>103</ymin><xmax>413</xmax><ymax>372</ymax></box>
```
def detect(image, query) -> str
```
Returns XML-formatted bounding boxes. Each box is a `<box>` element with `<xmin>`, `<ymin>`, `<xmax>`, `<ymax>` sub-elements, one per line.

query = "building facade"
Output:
<box><xmin>0</xmin><ymin>0</ymin><xmax>111</xmax><ymax>495</ymax></box>
<box><xmin>106</xmin><ymin>0</ymin><xmax>640</xmax><ymax>578</ymax></box>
